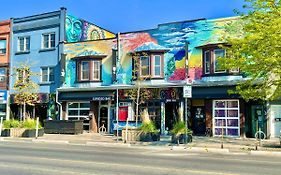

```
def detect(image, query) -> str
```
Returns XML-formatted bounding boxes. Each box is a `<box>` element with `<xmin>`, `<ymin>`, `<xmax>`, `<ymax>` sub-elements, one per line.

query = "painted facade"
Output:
<box><xmin>65</xmin><ymin>14</ymin><xmax>115</xmax><ymax>42</ymax></box>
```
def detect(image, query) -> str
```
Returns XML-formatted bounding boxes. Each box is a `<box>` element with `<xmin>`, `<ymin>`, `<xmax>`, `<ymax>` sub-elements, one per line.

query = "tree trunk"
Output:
<box><xmin>135</xmin><ymin>85</ymin><xmax>140</xmax><ymax>127</ymax></box>
<box><xmin>23</xmin><ymin>102</ymin><xmax>26</xmax><ymax>121</ymax></box>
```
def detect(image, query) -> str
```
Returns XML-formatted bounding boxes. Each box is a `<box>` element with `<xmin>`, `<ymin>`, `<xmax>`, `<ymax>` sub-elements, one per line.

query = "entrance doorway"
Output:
<box><xmin>165</xmin><ymin>102</ymin><xmax>179</xmax><ymax>131</ymax></box>
<box><xmin>99</xmin><ymin>106</ymin><xmax>108</xmax><ymax>133</ymax></box>
<box><xmin>191</xmin><ymin>107</ymin><xmax>206</xmax><ymax>135</ymax></box>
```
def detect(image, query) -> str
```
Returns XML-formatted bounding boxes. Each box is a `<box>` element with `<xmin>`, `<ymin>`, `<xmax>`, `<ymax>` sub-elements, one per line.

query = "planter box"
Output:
<box><xmin>171</xmin><ymin>134</ymin><xmax>192</xmax><ymax>144</ymax></box>
<box><xmin>22</xmin><ymin>129</ymin><xmax>44</xmax><ymax>137</ymax></box>
<box><xmin>44</xmin><ymin>120</ymin><xmax>83</xmax><ymax>134</ymax></box>
<box><xmin>122</xmin><ymin>128</ymin><xmax>142</xmax><ymax>142</ymax></box>
<box><xmin>1</xmin><ymin>128</ymin><xmax>44</xmax><ymax>137</ymax></box>
<box><xmin>1</xmin><ymin>128</ymin><xmax>26</xmax><ymax>137</ymax></box>
<box><xmin>140</xmin><ymin>133</ymin><xmax>160</xmax><ymax>142</ymax></box>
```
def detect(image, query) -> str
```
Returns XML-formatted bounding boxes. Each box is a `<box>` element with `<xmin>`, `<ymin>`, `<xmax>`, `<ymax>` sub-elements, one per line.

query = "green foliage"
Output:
<box><xmin>2</xmin><ymin>119</ymin><xmax>42</xmax><ymax>129</ymax></box>
<box><xmin>21</xmin><ymin>119</ymin><xmax>42</xmax><ymax>129</ymax></box>
<box><xmin>171</xmin><ymin>121</ymin><xmax>192</xmax><ymax>136</ymax></box>
<box><xmin>220</xmin><ymin>0</ymin><xmax>281</xmax><ymax>101</ymax></box>
<box><xmin>139</xmin><ymin>121</ymin><xmax>159</xmax><ymax>134</ymax></box>
<box><xmin>3</xmin><ymin>119</ymin><xmax>20</xmax><ymax>129</ymax></box>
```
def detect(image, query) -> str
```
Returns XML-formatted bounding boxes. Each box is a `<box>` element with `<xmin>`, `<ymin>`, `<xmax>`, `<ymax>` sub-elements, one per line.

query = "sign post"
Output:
<box><xmin>183</xmin><ymin>85</ymin><xmax>192</xmax><ymax>144</ymax></box>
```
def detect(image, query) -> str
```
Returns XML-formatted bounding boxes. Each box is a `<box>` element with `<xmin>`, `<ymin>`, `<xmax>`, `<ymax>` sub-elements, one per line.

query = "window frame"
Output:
<box><xmin>204</xmin><ymin>50</ymin><xmax>211</xmax><ymax>74</ymax></box>
<box><xmin>77</xmin><ymin>58</ymin><xmax>102</xmax><ymax>82</ymax></box>
<box><xmin>0</xmin><ymin>39</ymin><xmax>7</xmax><ymax>54</ymax></box>
<box><xmin>140</xmin><ymin>56</ymin><xmax>150</xmax><ymax>77</ymax></box>
<box><xmin>152</xmin><ymin>55</ymin><xmax>162</xmax><ymax>78</ymax></box>
<box><xmin>0</xmin><ymin>68</ymin><xmax>6</xmax><ymax>83</ymax></box>
<box><xmin>42</xmin><ymin>33</ymin><xmax>55</xmax><ymax>49</ymax></box>
<box><xmin>17</xmin><ymin>36</ymin><xmax>30</xmax><ymax>52</ymax></box>
<box><xmin>213</xmin><ymin>49</ymin><xmax>227</xmax><ymax>73</ymax></box>
<box><xmin>40</xmin><ymin>67</ymin><xmax>55</xmax><ymax>83</ymax></box>
<box><xmin>80</xmin><ymin>61</ymin><xmax>90</xmax><ymax>81</ymax></box>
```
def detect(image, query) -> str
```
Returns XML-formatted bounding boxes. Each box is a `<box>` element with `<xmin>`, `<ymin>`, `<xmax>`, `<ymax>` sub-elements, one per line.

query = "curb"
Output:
<box><xmin>32</xmin><ymin>139</ymin><xmax>69</xmax><ymax>144</ymax></box>
<box><xmin>170</xmin><ymin>146</ymin><xmax>230</xmax><ymax>154</ymax></box>
<box><xmin>250</xmin><ymin>150</ymin><xmax>281</xmax><ymax>157</ymax></box>
<box><xmin>86</xmin><ymin>141</ymin><xmax>131</xmax><ymax>148</ymax></box>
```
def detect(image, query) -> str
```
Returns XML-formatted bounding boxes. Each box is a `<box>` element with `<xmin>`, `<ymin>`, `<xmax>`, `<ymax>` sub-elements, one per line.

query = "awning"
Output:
<box><xmin>192</xmin><ymin>86</ymin><xmax>239</xmax><ymax>99</ymax></box>
<box><xmin>58</xmin><ymin>90</ymin><xmax>114</xmax><ymax>101</ymax></box>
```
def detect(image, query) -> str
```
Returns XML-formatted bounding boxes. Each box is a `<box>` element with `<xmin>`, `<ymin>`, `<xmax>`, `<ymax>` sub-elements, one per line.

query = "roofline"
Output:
<box><xmin>158</xmin><ymin>18</ymin><xmax>206</xmax><ymax>26</ymax></box>
<box><xmin>65</xmin><ymin>36</ymin><xmax>117</xmax><ymax>44</ymax></box>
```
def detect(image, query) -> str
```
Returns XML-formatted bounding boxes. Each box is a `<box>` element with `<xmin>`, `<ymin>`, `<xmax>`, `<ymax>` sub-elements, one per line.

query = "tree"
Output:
<box><xmin>127</xmin><ymin>52</ymin><xmax>152</xmax><ymax>125</ymax></box>
<box><xmin>13</xmin><ymin>62</ymin><xmax>39</xmax><ymax>121</ymax></box>
<box><xmin>220</xmin><ymin>0</ymin><xmax>281</xmax><ymax>101</ymax></box>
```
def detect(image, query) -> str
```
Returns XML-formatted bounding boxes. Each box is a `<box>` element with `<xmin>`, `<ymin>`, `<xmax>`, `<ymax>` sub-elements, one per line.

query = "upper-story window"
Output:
<box><xmin>77</xmin><ymin>59</ymin><xmax>102</xmax><ymax>82</ymax></box>
<box><xmin>42</xmin><ymin>33</ymin><xmax>55</xmax><ymax>49</ymax></box>
<box><xmin>41</xmin><ymin>67</ymin><xmax>54</xmax><ymax>83</ymax></box>
<box><xmin>16</xmin><ymin>68</ymin><xmax>30</xmax><ymax>84</ymax></box>
<box><xmin>133</xmin><ymin>53</ymin><xmax>164</xmax><ymax>79</ymax></box>
<box><xmin>0</xmin><ymin>68</ymin><xmax>6</xmax><ymax>83</ymax></box>
<box><xmin>203</xmin><ymin>47</ymin><xmax>238</xmax><ymax>75</ymax></box>
<box><xmin>0</xmin><ymin>39</ymin><xmax>6</xmax><ymax>54</ymax></box>
<box><xmin>18</xmin><ymin>36</ymin><xmax>30</xmax><ymax>52</ymax></box>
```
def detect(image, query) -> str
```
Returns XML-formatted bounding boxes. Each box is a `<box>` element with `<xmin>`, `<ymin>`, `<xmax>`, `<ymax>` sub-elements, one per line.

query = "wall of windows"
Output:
<box><xmin>213</xmin><ymin>100</ymin><xmax>240</xmax><ymax>136</ymax></box>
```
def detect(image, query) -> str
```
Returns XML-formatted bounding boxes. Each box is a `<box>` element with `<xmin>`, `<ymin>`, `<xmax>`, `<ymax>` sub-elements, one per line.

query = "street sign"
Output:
<box><xmin>183</xmin><ymin>85</ymin><xmax>192</xmax><ymax>98</ymax></box>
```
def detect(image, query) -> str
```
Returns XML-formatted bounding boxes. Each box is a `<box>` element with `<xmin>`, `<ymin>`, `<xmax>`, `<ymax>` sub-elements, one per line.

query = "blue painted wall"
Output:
<box><xmin>10</xmin><ymin>9</ymin><xmax>66</xmax><ymax>94</ymax></box>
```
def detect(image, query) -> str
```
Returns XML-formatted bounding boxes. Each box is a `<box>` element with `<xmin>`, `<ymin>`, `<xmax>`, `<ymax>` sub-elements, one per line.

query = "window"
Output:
<box><xmin>81</xmin><ymin>61</ymin><xmax>90</xmax><ymax>80</ymax></box>
<box><xmin>0</xmin><ymin>68</ymin><xmax>6</xmax><ymax>82</ymax></box>
<box><xmin>152</xmin><ymin>55</ymin><xmax>161</xmax><ymax>77</ymax></box>
<box><xmin>77</xmin><ymin>59</ymin><xmax>102</xmax><ymax>82</ymax></box>
<box><xmin>214</xmin><ymin>49</ymin><xmax>226</xmax><ymax>73</ymax></box>
<box><xmin>140</xmin><ymin>56</ymin><xmax>150</xmax><ymax>77</ymax></box>
<box><xmin>134</xmin><ymin>53</ymin><xmax>164</xmax><ymax>79</ymax></box>
<box><xmin>18</xmin><ymin>36</ymin><xmax>30</xmax><ymax>52</ymax></box>
<box><xmin>67</xmin><ymin>102</ymin><xmax>90</xmax><ymax>119</ymax></box>
<box><xmin>0</xmin><ymin>40</ymin><xmax>6</xmax><ymax>54</ymax></box>
<box><xmin>213</xmin><ymin>100</ymin><xmax>240</xmax><ymax>136</ymax></box>
<box><xmin>41</xmin><ymin>67</ymin><xmax>54</xmax><ymax>83</ymax></box>
<box><xmin>204</xmin><ymin>51</ymin><xmax>210</xmax><ymax>74</ymax></box>
<box><xmin>203</xmin><ymin>48</ymin><xmax>233</xmax><ymax>75</ymax></box>
<box><xmin>42</xmin><ymin>33</ymin><xmax>55</xmax><ymax>49</ymax></box>
<box><xmin>92</xmin><ymin>60</ymin><xmax>100</xmax><ymax>80</ymax></box>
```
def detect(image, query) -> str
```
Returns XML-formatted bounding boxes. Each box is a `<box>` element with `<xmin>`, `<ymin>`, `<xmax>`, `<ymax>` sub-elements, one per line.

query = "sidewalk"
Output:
<box><xmin>1</xmin><ymin>133</ymin><xmax>281</xmax><ymax>155</ymax></box>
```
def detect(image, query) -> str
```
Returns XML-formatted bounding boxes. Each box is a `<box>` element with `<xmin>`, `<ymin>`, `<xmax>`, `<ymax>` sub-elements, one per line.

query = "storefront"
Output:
<box><xmin>0</xmin><ymin>90</ymin><xmax>8</xmax><ymax>120</ymax></box>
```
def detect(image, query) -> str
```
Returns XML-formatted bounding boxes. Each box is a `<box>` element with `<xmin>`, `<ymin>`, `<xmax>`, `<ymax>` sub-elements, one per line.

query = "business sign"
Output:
<box><xmin>92</xmin><ymin>96</ymin><xmax>112</xmax><ymax>101</ymax></box>
<box><xmin>0</xmin><ymin>90</ymin><xmax>8</xmax><ymax>103</ymax></box>
<box><xmin>183</xmin><ymin>86</ymin><xmax>192</xmax><ymax>98</ymax></box>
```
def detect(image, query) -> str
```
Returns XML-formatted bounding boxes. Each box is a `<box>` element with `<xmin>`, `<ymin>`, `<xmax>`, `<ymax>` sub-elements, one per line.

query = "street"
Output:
<box><xmin>0</xmin><ymin>141</ymin><xmax>280</xmax><ymax>175</ymax></box>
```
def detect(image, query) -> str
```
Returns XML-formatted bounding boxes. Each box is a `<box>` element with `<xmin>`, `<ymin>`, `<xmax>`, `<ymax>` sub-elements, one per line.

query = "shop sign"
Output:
<box><xmin>92</xmin><ymin>96</ymin><xmax>111</xmax><ymax>101</ymax></box>
<box><xmin>0</xmin><ymin>90</ymin><xmax>7</xmax><ymax>103</ymax></box>
<box><xmin>183</xmin><ymin>85</ymin><xmax>192</xmax><ymax>98</ymax></box>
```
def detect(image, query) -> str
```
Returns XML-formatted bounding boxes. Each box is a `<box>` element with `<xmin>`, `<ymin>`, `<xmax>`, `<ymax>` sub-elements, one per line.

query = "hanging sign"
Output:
<box><xmin>183</xmin><ymin>85</ymin><xmax>192</xmax><ymax>98</ymax></box>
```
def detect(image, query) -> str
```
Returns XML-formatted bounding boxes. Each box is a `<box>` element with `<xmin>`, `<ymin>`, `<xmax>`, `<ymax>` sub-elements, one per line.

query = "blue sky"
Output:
<box><xmin>0</xmin><ymin>0</ymin><xmax>247</xmax><ymax>32</ymax></box>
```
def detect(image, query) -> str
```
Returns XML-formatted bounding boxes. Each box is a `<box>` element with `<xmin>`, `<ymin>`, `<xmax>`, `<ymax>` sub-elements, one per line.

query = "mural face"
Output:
<box><xmin>66</xmin><ymin>15</ymin><xmax>115</xmax><ymax>42</ymax></box>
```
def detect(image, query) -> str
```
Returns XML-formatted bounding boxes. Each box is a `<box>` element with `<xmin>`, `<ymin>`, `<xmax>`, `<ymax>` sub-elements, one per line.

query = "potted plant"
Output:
<box><xmin>22</xmin><ymin>119</ymin><xmax>44</xmax><ymax>137</ymax></box>
<box><xmin>139</xmin><ymin>121</ymin><xmax>160</xmax><ymax>142</ymax></box>
<box><xmin>171</xmin><ymin>121</ymin><xmax>192</xmax><ymax>144</ymax></box>
<box><xmin>1</xmin><ymin>119</ymin><xmax>22</xmax><ymax>137</ymax></box>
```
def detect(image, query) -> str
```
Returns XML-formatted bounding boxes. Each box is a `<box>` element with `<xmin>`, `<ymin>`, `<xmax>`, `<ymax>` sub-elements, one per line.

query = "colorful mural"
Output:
<box><xmin>64</xmin><ymin>17</ymin><xmax>235</xmax><ymax>87</ymax></box>
<box><xmin>117</xmin><ymin>17</ymin><xmax>234</xmax><ymax>83</ymax></box>
<box><xmin>66</xmin><ymin>14</ymin><xmax>115</xmax><ymax>42</ymax></box>
<box><xmin>64</xmin><ymin>39</ymin><xmax>115</xmax><ymax>86</ymax></box>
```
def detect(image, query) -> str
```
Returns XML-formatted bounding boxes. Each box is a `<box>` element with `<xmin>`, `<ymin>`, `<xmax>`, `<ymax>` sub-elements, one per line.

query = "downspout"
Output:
<box><xmin>56</xmin><ymin>89</ymin><xmax>62</xmax><ymax>120</ymax></box>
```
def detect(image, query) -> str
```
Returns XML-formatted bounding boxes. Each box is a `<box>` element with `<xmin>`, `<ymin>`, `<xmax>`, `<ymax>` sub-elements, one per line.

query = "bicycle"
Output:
<box><xmin>99</xmin><ymin>124</ymin><xmax>107</xmax><ymax>135</ymax></box>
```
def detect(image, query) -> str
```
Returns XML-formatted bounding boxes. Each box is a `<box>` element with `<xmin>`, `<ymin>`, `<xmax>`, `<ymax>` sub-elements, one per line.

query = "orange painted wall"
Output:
<box><xmin>0</xmin><ymin>20</ymin><xmax>10</xmax><ymax>90</ymax></box>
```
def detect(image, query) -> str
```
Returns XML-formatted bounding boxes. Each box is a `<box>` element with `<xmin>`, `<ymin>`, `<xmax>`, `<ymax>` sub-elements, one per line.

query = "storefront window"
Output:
<box><xmin>213</xmin><ymin>100</ymin><xmax>240</xmax><ymax>136</ymax></box>
<box><xmin>67</xmin><ymin>102</ymin><xmax>90</xmax><ymax>120</ymax></box>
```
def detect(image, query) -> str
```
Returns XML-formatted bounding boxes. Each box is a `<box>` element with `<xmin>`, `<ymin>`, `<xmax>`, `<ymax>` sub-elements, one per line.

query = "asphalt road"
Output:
<box><xmin>0</xmin><ymin>141</ymin><xmax>280</xmax><ymax>175</ymax></box>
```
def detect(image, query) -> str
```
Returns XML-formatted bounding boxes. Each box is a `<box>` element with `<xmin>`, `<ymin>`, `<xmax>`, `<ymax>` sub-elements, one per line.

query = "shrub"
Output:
<box><xmin>171</xmin><ymin>121</ymin><xmax>192</xmax><ymax>136</ymax></box>
<box><xmin>21</xmin><ymin>119</ymin><xmax>42</xmax><ymax>129</ymax></box>
<box><xmin>3</xmin><ymin>119</ymin><xmax>21</xmax><ymax>129</ymax></box>
<box><xmin>139</xmin><ymin>121</ymin><xmax>159</xmax><ymax>134</ymax></box>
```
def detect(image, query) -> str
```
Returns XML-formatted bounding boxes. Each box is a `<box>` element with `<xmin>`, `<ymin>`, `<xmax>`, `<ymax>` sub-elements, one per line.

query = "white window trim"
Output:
<box><xmin>212</xmin><ymin>99</ymin><xmax>240</xmax><ymax>137</ymax></box>
<box><xmin>140</xmin><ymin>56</ymin><xmax>150</xmax><ymax>77</ymax></box>
<box><xmin>204</xmin><ymin>50</ymin><xmax>210</xmax><ymax>74</ymax></box>
<box><xmin>42</xmin><ymin>33</ymin><xmax>55</xmax><ymax>49</ymax></box>
<box><xmin>66</xmin><ymin>102</ymin><xmax>90</xmax><ymax>120</ymax></box>
<box><xmin>214</xmin><ymin>49</ymin><xmax>227</xmax><ymax>73</ymax></box>
<box><xmin>40</xmin><ymin>67</ymin><xmax>54</xmax><ymax>83</ymax></box>
<box><xmin>92</xmin><ymin>60</ymin><xmax>101</xmax><ymax>81</ymax></box>
<box><xmin>152</xmin><ymin>55</ymin><xmax>162</xmax><ymax>78</ymax></box>
<box><xmin>80</xmin><ymin>61</ymin><xmax>90</xmax><ymax>81</ymax></box>
<box><xmin>17</xmin><ymin>36</ymin><xmax>30</xmax><ymax>52</ymax></box>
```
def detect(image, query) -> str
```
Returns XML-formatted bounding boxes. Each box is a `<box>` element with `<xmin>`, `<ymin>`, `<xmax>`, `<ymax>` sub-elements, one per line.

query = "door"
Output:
<box><xmin>192</xmin><ymin>107</ymin><xmax>206</xmax><ymax>135</ymax></box>
<box><xmin>165</xmin><ymin>102</ymin><xmax>179</xmax><ymax>131</ymax></box>
<box><xmin>99</xmin><ymin>106</ymin><xmax>108</xmax><ymax>133</ymax></box>
<box><xmin>270</xmin><ymin>105</ymin><xmax>281</xmax><ymax>138</ymax></box>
